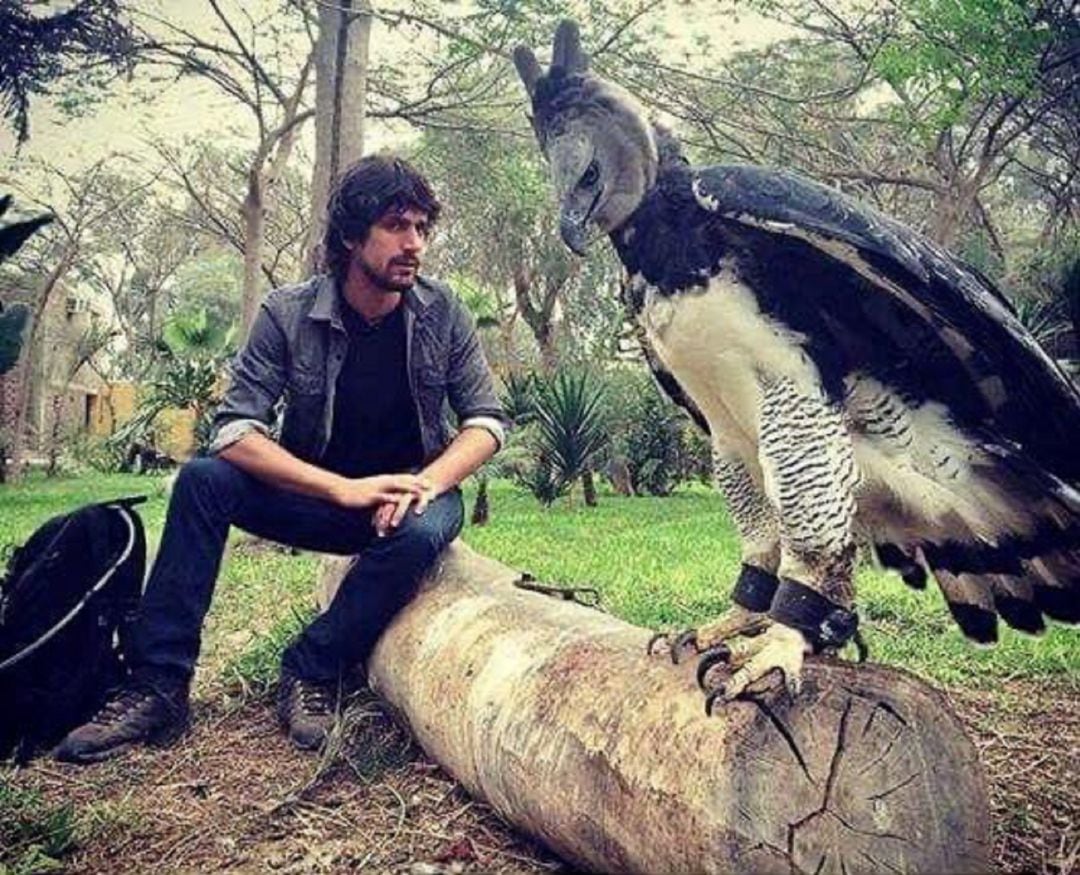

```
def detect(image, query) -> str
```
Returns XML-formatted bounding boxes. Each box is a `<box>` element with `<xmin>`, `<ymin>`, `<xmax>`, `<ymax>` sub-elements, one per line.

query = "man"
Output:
<box><xmin>55</xmin><ymin>155</ymin><xmax>507</xmax><ymax>762</ymax></box>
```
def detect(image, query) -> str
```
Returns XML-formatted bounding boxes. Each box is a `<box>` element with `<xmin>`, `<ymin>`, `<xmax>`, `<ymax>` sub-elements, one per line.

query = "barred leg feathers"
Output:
<box><xmin>711</xmin><ymin>451</ymin><xmax>780</xmax><ymax>572</ymax></box>
<box><xmin>647</xmin><ymin>452</ymin><xmax>780</xmax><ymax>664</ymax></box>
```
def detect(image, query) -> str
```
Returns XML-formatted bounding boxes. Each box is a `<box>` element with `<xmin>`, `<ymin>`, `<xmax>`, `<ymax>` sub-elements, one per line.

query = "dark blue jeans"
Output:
<box><xmin>128</xmin><ymin>457</ymin><xmax>464</xmax><ymax>688</ymax></box>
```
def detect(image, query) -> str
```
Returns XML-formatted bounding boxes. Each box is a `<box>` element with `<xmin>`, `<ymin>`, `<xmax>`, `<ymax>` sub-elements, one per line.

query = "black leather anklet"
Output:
<box><xmin>768</xmin><ymin>578</ymin><xmax>859</xmax><ymax>652</ymax></box>
<box><xmin>732</xmin><ymin>564</ymin><xmax>780</xmax><ymax>612</ymax></box>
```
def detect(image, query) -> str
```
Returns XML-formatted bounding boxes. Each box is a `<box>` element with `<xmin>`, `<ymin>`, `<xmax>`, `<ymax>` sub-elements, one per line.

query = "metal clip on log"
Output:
<box><xmin>513</xmin><ymin>571</ymin><xmax>603</xmax><ymax>610</ymax></box>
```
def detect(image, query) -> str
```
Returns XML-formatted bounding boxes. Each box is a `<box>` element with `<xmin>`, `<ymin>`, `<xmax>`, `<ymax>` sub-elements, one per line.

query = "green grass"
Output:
<box><xmin>0</xmin><ymin>779</ymin><xmax>77</xmax><ymax>874</ymax></box>
<box><xmin>462</xmin><ymin>480</ymin><xmax>1080</xmax><ymax>688</ymax></box>
<box><xmin>0</xmin><ymin>471</ymin><xmax>171</xmax><ymax>554</ymax></box>
<box><xmin>1</xmin><ymin>472</ymin><xmax>1076</xmax><ymax>695</ymax></box>
<box><xmin>0</xmin><ymin>773</ymin><xmax>143</xmax><ymax>874</ymax></box>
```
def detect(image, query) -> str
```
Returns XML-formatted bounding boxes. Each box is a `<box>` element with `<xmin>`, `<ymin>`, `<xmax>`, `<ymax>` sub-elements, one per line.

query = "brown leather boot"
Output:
<box><xmin>276</xmin><ymin>669</ymin><xmax>338</xmax><ymax>750</ymax></box>
<box><xmin>54</xmin><ymin>681</ymin><xmax>189</xmax><ymax>763</ymax></box>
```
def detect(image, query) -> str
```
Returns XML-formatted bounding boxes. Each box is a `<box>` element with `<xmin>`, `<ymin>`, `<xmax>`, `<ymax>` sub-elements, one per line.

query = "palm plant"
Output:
<box><xmin>500</xmin><ymin>370</ymin><xmax>539</xmax><ymax>426</ymax></box>
<box><xmin>1014</xmin><ymin>296</ymin><xmax>1071</xmax><ymax>351</ymax></box>
<box><xmin>111</xmin><ymin>308</ymin><xmax>235</xmax><ymax>458</ymax></box>
<box><xmin>512</xmin><ymin>447</ymin><xmax>567</xmax><ymax>507</ymax></box>
<box><xmin>531</xmin><ymin>370</ymin><xmax>608</xmax><ymax>507</ymax></box>
<box><xmin>469</xmin><ymin>371</ymin><xmax>540</xmax><ymax>525</ymax></box>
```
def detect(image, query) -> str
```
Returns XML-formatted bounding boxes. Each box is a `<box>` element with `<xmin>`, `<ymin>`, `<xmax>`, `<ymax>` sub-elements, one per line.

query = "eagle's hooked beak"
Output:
<box><xmin>559</xmin><ymin>209</ymin><xmax>589</xmax><ymax>256</ymax></box>
<box><xmin>558</xmin><ymin>185</ymin><xmax>600</xmax><ymax>256</ymax></box>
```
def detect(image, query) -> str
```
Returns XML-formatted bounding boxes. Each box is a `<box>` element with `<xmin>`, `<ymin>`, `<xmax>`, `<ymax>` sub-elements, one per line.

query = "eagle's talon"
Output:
<box><xmin>645</xmin><ymin>631</ymin><xmax>671</xmax><ymax>656</ymax></box>
<box><xmin>704</xmin><ymin>687</ymin><xmax>725</xmax><ymax>716</ymax></box>
<box><xmin>704</xmin><ymin>623</ymin><xmax>808</xmax><ymax>706</ymax></box>
<box><xmin>786</xmin><ymin>672</ymin><xmax>803</xmax><ymax>699</ymax></box>
<box><xmin>696</xmin><ymin>645</ymin><xmax>732</xmax><ymax>690</ymax></box>
<box><xmin>670</xmin><ymin>629</ymin><xmax>699</xmax><ymax>663</ymax></box>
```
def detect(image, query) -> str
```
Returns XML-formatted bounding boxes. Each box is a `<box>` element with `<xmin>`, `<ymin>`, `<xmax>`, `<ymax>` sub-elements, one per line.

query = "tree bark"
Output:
<box><xmin>513</xmin><ymin>263</ymin><xmax>572</xmax><ymax>373</ymax></box>
<box><xmin>9</xmin><ymin>244</ymin><xmax>76</xmax><ymax>480</ymax></box>
<box><xmin>306</xmin><ymin>0</ymin><xmax>372</xmax><ymax>273</ymax></box>
<box><xmin>319</xmin><ymin>544</ymin><xmax>992</xmax><ymax>875</ymax></box>
<box><xmin>582</xmin><ymin>467</ymin><xmax>597</xmax><ymax>506</ymax></box>
<box><xmin>239</xmin><ymin>169</ymin><xmax>266</xmax><ymax>338</ymax></box>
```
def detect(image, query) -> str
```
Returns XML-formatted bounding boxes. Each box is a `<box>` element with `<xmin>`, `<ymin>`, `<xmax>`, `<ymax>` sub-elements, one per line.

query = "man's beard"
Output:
<box><xmin>359</xmin><ymin>254</ymin><xmax>418</xmax><ymax>293</ymax></box>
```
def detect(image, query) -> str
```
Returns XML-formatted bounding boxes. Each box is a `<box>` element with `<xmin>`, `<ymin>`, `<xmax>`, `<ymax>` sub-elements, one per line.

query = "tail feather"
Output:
<box><xmin>932</xmin><ymin>569</ymin><xmax>998</xmax><ymax>643</ymax></box>
<box><xmin>883</xmin><ymin>521</ymin><xmax>1077</xmax><ymax>641</ymax></box>
<box><xmin>873</xmin><ymin>542</ymin><xmax>927</xmax><ymax>589</ymax></box>
<box><xmin>1027</xmin><ymin>551</ymin><xmax>1080</xmax><ymax>623</ymax></box>
<box><xmin>913</xmin><ymin>538</ymin><xmax>1077</xmax><ymax>640</ymax></box>
<box><xmin>987</xmin><ymin>574</ymin><xmax>1045</xmax><ymax>634</ymax></box>
<box><xmin>867</xmin><ymin>427</ymin><xmax>1077</xmax><ymax>641</ymax></box>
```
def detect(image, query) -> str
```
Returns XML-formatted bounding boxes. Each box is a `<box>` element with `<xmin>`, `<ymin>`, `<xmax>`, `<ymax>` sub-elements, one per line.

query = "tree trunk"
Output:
<box><xmin>582</xmin><ymin>467</ymin><xmax>597</xmax><ymax>506</ymax></box>
<box><xmin>237</xmin><ymin>53</ymin><xmax>313</xmax><ymax>339</ymax></box>
<box><xmin>319</xmin><ymin>544</ymin><xmax>992</xmax><ymax>875</ymax></box>
<box><xmin>513</xmin><ymin>265</ymin><xmax>566</xmax><ymax>374</ymax></box>
<box><xmin>537</xmin><ymin>324</ymin><xmax>558</xmax><ymax>373</ymax></box>
<box><xmin>306</xmin><ymin>0</ymin><xmax>372</xmax><ymax>272</ymax></box>
<box><xmin>46</xmin><ymin>394</ymin><xmax>63</xmax><ymax>476</ymax></box>
<box><xmin>240</xmin><ymin>169</ymin><xmax>266</xmax><ymax>339</ymax></box>
<box><xmin>9</xmin><ymin>246</ymin><xmax>76</xmax><ymax>480</ymax></box>
<box><xmin>928</xmin><ymin>150</ymin><xmax>993</xmax><ymax>249</ymax></box>
<box><xmin>498</xmin><ymin>311</ymin><xmax>518</xmax><ymax>376</ymax></box>
<box><xmin>470</xmin><ymin>477</ymin><xmax>490</xmax><ymax>526</ymax></box>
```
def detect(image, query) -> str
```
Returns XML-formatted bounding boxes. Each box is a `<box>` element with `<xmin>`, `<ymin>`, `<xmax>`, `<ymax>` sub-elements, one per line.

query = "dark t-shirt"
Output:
<box><xmin>320</xmin><ymin>299</ymin><xmax>424</xmax><ymax>478</ymax></box>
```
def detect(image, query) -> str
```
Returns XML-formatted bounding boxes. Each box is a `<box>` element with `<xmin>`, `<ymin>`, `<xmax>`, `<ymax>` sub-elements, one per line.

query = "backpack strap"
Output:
<box><xmin>0</xmin><ymin>500</ymin><xmax>144</xmax><ymax>673</ymax></box>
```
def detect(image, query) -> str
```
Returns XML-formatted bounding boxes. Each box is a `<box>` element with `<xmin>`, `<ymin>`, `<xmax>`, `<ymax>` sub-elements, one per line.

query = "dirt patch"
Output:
<box><xmin>947</xmin><ymin>679</ymin><xmax>1078</xmax><ymax>875</ymax></box>
<box><xmin>4</xmin><ymin>677</ymin><xmax>1076</xmax><ymax>874</ymax></box>
<box><xmin>6</xmin><ymin>690</ymin><xmax>561</xmax><ymax>874</ymax></box>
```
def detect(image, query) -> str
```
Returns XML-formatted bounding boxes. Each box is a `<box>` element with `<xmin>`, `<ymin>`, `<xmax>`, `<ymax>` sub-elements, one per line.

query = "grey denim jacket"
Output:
<box><xmin>208</xmin><ymin>274</ymin><xmax>507</xmax><ymax>465</ymax></box>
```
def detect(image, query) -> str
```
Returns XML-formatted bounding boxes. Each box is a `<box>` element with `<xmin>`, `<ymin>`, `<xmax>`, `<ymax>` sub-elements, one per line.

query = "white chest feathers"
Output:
<box><xmin>633</xmin><ymin>269</ymin><xmax>821</xmax><ymax>446</ymax></box>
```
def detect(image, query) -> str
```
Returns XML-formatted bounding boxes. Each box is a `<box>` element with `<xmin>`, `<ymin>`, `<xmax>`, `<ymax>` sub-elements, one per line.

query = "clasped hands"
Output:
<box><xmin>332</xmin><ymin>472</ymin><xmax>438</xmax><ymax>537</ymax></box>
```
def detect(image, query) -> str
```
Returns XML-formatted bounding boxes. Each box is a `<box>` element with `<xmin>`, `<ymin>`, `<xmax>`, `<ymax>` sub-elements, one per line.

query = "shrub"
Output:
<box><xmin>534</xmin><ymin>370</ymin><xmax>607</xmax><ymax>480</ymax></box>
<box><xmin>603</xmin><ymin>367</ymin><xmax>711</xmax><ymax>495</ymax></box>
<box><xmin>500</xmin><ymin>370</ymin><xmax>539</xmax><ymax>427</ymax></box>
<box><xmin>60</xmin><ymin>431</ymin><xmax>128</xmax><ymax>475</ymax></box>
<box><xmin>509</xmin><ymin>370</ymin><xmax>607</xmax><ymax>506</ymax></box>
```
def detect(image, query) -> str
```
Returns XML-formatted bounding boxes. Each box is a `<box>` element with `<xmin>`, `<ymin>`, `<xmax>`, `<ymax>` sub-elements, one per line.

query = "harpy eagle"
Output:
<box><xmin>513</xmin><ymin>22</ymin><xmax>1080</xmax><ymax>710</ymax></box>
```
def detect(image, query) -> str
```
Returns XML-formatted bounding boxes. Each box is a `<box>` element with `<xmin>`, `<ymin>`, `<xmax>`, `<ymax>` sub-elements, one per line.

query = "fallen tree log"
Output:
<box><xmin>319</xmin><ymin>542</ymin><xmax>991</xmax><ymax>875</ymax></box>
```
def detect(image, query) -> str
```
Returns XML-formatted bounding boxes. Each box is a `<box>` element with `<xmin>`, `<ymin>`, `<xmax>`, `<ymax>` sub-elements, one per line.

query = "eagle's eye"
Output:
<box><xmin>579</xmin><ymin>161</ymin><xmax>599</xmax><ymax>189</ymax></box>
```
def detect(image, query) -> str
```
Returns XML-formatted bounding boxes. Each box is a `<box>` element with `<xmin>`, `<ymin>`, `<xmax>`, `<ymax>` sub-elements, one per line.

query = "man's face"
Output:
<box><xmin>349</xmin><ymin>207</ymin><xmax>431</xmax><ymax>293</ymax></box>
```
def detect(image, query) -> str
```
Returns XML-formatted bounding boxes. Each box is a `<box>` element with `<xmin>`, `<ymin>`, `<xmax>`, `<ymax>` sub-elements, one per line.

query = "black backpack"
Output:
<box><xmin>0</xmin><ymin>497</ymin><xmax>146</xmax><ymax>762</ymax></box>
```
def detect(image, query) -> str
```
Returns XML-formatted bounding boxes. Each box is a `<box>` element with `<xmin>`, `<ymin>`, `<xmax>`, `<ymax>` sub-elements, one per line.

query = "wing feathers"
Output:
<box><xmin>875</xmin><ymin>438</ymin><xmax>1078</xmax><ymax>640</ymax></box>
<box><xmin>693</xmin><ymin>164</ymin><xmax>1080</xmax><ymax>482</ymax></box>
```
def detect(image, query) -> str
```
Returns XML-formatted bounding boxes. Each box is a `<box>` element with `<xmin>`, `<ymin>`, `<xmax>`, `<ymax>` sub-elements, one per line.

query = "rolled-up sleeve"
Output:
<box><xmin>446</xmin><ymin>298</ymin><xmax>509</xmax><ymax>450</ymax></box>
<box><xmin>208</xmin><ymin>302</ymin><xmax>289</xmax><ymax>456</ymax></box>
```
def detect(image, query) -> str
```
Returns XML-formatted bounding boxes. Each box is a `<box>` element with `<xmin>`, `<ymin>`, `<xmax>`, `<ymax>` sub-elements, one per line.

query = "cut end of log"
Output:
<box><xmin>725</xmin><ymin>660</ymin><xmax>991</xmax><ymax>875</ymax></box>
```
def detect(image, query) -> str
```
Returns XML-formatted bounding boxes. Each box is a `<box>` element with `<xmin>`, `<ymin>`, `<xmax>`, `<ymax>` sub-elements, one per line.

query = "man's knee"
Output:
<box><xmin>386</xmin><ymin>491</ymin><xmax>463</xmax><ymax>560</ymax></box>
<box><xmin>171</xmin><ymin>456</ymin><xmax>244</xmax><ymax>502</ymax></box>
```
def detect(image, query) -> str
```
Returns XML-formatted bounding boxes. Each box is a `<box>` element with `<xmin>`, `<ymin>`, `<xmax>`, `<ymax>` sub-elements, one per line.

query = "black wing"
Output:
<box><xmin>693</xmin><ymin>164</ymin><xmax>1080</xmax><ymax>483</ymax></box>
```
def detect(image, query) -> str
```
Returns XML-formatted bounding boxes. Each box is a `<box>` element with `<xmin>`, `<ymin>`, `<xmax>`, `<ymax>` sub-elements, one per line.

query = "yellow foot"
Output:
<box><xmin>696</xmin><ymin>622</ymin><xmax>809</xmax><ymax>714</ymax></box>
<box><xmin>646</xmin><ymin>606</ymin><xmax>771</xmax><ymax>664</ymax></box>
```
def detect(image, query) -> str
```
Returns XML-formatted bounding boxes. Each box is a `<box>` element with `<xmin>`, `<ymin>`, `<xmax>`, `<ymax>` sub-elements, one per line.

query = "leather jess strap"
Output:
<box><xmin>768</xmin><ymin>578</ymin><xmax>860</xmax><ymax>653</ymax></box>
<box><xmin>731</xmin><ymin>564</ymin><xmax>780</xmax><ymax>612</ymax></box>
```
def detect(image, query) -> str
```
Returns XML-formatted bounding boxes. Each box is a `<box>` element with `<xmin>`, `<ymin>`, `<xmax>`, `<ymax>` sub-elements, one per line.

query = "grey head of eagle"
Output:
<box><xmin>515</xmin><ymin>20</ymin><xmax>1080</xmax><ymax>712</ymax></box>
<box><xmin>514</xmin><ymin>23</ymin><xmax>659</xmax><ymax>254</ymax></box>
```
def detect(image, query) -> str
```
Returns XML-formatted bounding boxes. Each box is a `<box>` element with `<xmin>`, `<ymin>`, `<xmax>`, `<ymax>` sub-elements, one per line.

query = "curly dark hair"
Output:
<box><xmin>322</xmin><ymin>154</ymin><xmax>442</xmax><ymax>283</ymax></box>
